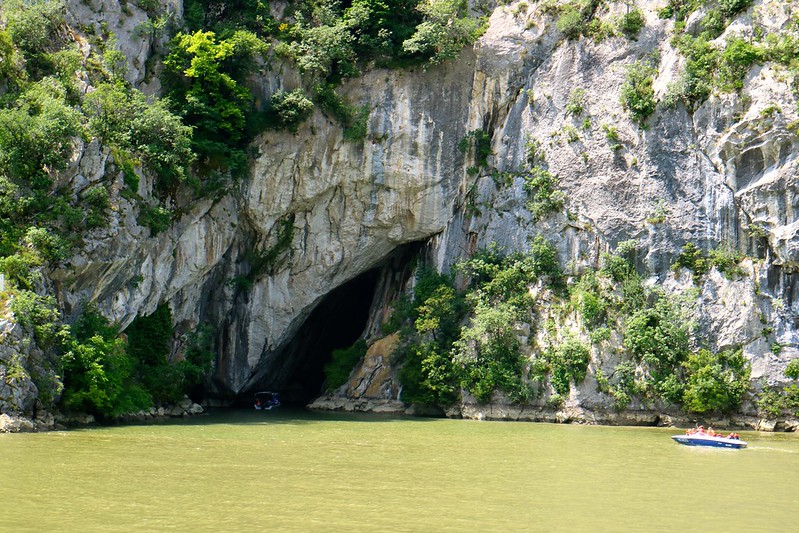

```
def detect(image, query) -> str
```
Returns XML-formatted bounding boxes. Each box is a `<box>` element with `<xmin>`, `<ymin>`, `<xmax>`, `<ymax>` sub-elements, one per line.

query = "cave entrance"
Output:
<box><xmin>244</xmin><ymin>242</ymin><xmax>423</xmax><ymax>407</ymax></box>
<box><xmin>277</xmin><ymin>268</ymin><xmax>380</xmax><ymax>405</ymax></box>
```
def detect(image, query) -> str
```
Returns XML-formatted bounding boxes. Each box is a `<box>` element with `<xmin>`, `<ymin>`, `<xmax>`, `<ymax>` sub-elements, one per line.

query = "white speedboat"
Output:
<box><xmin>671</xmin><ymin>433</ymin><xmax>747</xmax><ymax>449</ymax></box>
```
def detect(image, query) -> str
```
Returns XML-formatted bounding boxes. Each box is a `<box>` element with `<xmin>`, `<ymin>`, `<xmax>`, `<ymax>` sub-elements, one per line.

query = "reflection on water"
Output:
<box><xmin>2</xmin><ymin>409</ymin><xmax>797</xmax><ymax>532</ymax></box>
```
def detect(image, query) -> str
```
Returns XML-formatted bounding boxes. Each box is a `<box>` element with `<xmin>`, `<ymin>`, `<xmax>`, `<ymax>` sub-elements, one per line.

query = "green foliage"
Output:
<box><xmin>0</xmin><ymin>28</ymin><xmax>26</xmax><ymax>88</ymax></box>
<box><xmin>618</xmin><ymin>8</ymin><xmax>645</xmax><ymax>39</ymax></box>
<box><xmin>666</xmin><ymin>36</ymin><xmax>720</xmax><ymax>107</ymax></box>
<box><xmin>555</xmin><ymin>5</ymin><xmax>585</xmax><ymax>40</ymax></box>
<box><xmin>313</xmin><ymin>83</ymin><xmax>370</xmax><ymax>141</ymax></box>
<box><xmin>786</xmin><ymin>359</ymin><xmax>799</xmax><ymax>380</ymax></box>
<box><xmin>523</xmin><ymin>167</ymin><xmax>565</xmax><ymax>222</ymax></box>
<box><xmin>163</xmin><ymin>30</ymin><xmax>267</xmax><ymax>176</ymax></box>
<box><xmin>398</xmin><ymin>340</ymin><xmax>459</xmax><ymax>405</ymax></box>
<box><xmin>601</xmin><ymin>254</ymin><xmax>634</xmax><ymax>284</ymax></box>
<box><xmin>399</xmin><ymin>241</ymin><xmax>561</xmax><ymax>406</ymax></box>
<box><xmin>10</xmin><ymin>290</ymin><xmax>66</xmax><ymax>350</ymax></box>
<box><xmin>565</xmin><ymin>87</ymin><xmax>585</xmax><ymax>116</ymax></box>
<box><xmin>547</xmin><ymin>336</ymin><xmax>590</xmax><ymax>396</ymax></box>
<box><xmin>719</xmin><ymin>37</ymin><xmax>762</xmax><ymax>91</ymax></box>
<box><xmin>673</xmin><ymin>242</ymin><xmax>746</xmax><ymax>282</ymax></box>
<box><xmin>291</xmin><ymin>16</ymin><xmax>358</xmax><ymax>81</ymax></box>
<box><xmin>324</xmin><ymin>338</ymin><xmax>368</xmax><ymax>391</ymax></box>
<box><xmin>267</xmin><ymin>89</ymin><xmax>315</xmax><ymax>133</ymax></box>
<box><xmin>708</xmin><ymin>245</ymin><xmax>745</xmax><ymax>279</ymax></box>
<box><xmin>415</xmin><ymin>285</ymin><xmax>459</xmax><ymax>338</ymax></box>
<box><xmin>83</xmin><ymin>186</ymin><xmax>110</xmax><ymax>229</ymax></box>
<box><xmin>718</xmin><ymin>0</ymin><xmax>752</xmax><ymax>18</ymax></box>
<box><xmin>672</xmin><ymin>242</ymin><xmax>708</xmax><ymax>281</ymax></box>
<box><xmin>3</xmin><ymin>0</ymin><xmax>67</xmax><ymax>74</ymax></box>
<box><xmin>657</xmin><ymin>0</ymin><xmax>703</xmax><ymax>22</ymax></box>
<box><xmin>608</xmin><ymin>361</ymin><xmax>640</xmax><ymax>410</ymax></box>
<box><xmin>601</xmin><ymin>124</ymin><xmax>622</xmax><ymax>150</ymax></box>
<box><xmin>60</xmin><ymin>303</ymin><xmax>151</xmax><ymax>417</ymax></box>
<box><xmin>454</xmin><ymin>301</ymin><xmax>525</xmax><ymax>403</ymax></box>
<box><xmin>0</xmin><ymin>80</ymin><xmax>82</xmax><ymax>187</ymax></box>
<box><xmin>698</xmin><ymin>9</ymin><xmax>726</xmax><ymax>40</ymax></box>
<box><xmin>623</xmin><ymin>297</ymin><xmax>690</xmax><ymax>382</ymax></box>
<box><xmin>756</xmin><ymin>387</ymin><xmax>786</xmax><ymax>418</ymax></box>
<box><xmin>571</xmin><ymin>271</ymin><xmax>608</xmax><ymax>326</ymax></box>
<box><xmin>758</xmin><ymin>384</ymin><xmax>799</xmax><ymax>418</ymax></box>
<box><xmin>126</xmin><ymin>304</ymin><xmax>173</xmax><ymax>368</ymax></box>
<box><xmin>183</xmin><ymin>0</ymin><xmax>278</xmax><ymax>36</ymax></box>
<box><xmin>590</xmin><ymin>327</ymin><xmax>611</xmax><ymax>344</ymax></box>
<box><xmin>681</xmin><ymin>348</ymin><xmax>750</xmax><ymax>413</ymax></box>
<box><xmin>138</xmin><ymin>205</ymin><xmax>173</xmax><ymax>235</ymax></box>
<box><xmin>398</xmin><ymin>267</ymin><xmax>463</xmax><ymax>405</ymax></box>
<box><xmin>458</xmin><ymin>238</ymin><xmax>560</xmax><ymax>299</ymax></box>
<box><xmin>458</xmin><ymin>128</ymin><xmax>492</xmax><ymax>168</ymax></box>
<box><xmin>180</xmin><ymin>323</ymin><xmax>216</xmax><ymax>390</ymax></box>
<box><xmin>124</xmin><ymin>303</ymin><xmax>199</xmax><ymax>405</ymax></box>
<box><xmin>620</xmin><ymin>57</ymin><xmax>658</xmax><ymax>127</ymax></box>
<box><xmin>402</xmin><ymin>0</ymin><xmax>486</xmax><ymax>65</ymax></box>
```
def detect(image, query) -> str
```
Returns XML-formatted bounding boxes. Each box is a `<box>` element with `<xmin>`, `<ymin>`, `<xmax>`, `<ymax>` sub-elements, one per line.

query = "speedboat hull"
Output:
<box><xmin>671</xmin><ymin>435</ymin><xmax>747</xmax><ymax>449</ymax></box>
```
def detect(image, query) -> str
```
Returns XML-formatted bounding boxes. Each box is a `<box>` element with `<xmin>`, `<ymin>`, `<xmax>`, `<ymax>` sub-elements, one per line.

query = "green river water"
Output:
<box><xmin>2</xmin><ymin>409</ymin><xmax>797</xmax><ymax>532</ymax></box>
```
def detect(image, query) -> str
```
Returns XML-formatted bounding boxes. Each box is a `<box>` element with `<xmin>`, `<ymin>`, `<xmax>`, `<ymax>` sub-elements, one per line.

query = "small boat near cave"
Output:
<box><xmin>671</xmin><ymin>428</ymin><xmax>747</xmax><ymax>449</ymax></box>
<box><xmin>254</xmin><ymin>391</ymin><xmax>281</xmax><ymax>410</ymax></box>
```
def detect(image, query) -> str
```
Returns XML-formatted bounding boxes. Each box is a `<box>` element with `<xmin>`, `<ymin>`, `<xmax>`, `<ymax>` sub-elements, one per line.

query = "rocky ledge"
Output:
<box><xmin>0</xmin><ymin>397</ymin><xmax>205</xmax><ymax>433</ymax></box>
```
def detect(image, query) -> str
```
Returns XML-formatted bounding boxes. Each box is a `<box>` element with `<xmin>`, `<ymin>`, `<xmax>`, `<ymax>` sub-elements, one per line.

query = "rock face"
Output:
<box><xmin>5</xmin><ymin>1</ymin><xmax>799</xmax><ymax>427</ymax></box>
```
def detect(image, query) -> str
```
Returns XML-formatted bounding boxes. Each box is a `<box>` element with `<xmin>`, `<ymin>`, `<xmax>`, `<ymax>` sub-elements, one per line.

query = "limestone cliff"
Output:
<box><xmin>3</xmin><ymin>0</ymin><xmax>799</xmax><ymax>430</ymax></box>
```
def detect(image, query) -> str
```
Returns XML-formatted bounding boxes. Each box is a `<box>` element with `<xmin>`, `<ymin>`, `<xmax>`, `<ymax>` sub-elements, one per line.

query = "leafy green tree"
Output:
<box><xmin>786</xmin><ymin>359</ymin><xmax>799</xmax><ymax>380</ymax></box>
<box><xmin>415</xmin><ymin>285</ymin><xmax>459</xmax><ymax>339</ymax></box>
<box><xmin>399</xmin><ymin>340</ymin><xmax>459</xmax><ymax>405</ymax></box>
<box><xmin>402</xmin><ymin>0</ymin><xmax>485</xmax><ymax>65</ymax></box>
<box><xmin>681</xmin><ymin>348</ymin><xmax>750</xmax><ymax>413</ymax></box>
<box><xmin>0</xmin><ymin>28</ymin><xmax>26</xmax><ymax>88</ymax></box>
<box><xmin>620</xmin><ymin>58</ymin><xmax>658</xmax><ymax>127</ymax></box>
<box><xmin>618</xmin><ymin>8</ymin><xmax>645</xmax><ymax>39</ymax></box>
<box><xmin>267</xmin><ymin>89</ymin><xmax>315</xmax><ymax>133</ymax></box>
<box><xmin>523</xmin><ymin>167</ymin><xmax>565</xmax><ymax>222</ymax></box>
<box><xmin>183</xmin><ymin>0</ymin><xmax>277</xmax><ymax>36</ymax></box>
<box><xmin>180</xmin><ymin>323</ymin><xmax>216</xmax><ymax>390</ymax></box>
<box><xmin>624</xmin><ymin>297</ymin><xmax>690</xmax><ymax>381</ymax></box>
<box><xmin>547</xmin><ymin>336</ymin><xmax>590</xmax><ymax>396</ymax></box>
<box><xmin>719</xmin><ymin>37</ymin><xmax>761</xmax><ymax>91</ymax></box>
<box><xmin>344</xmin><ymin>0</ymin><xmax>423</xmax><ymax>61</ymax></box>
<box><xmin>3</xmin><ymin>0</ymin><xmax>66</xmax><ymax>74</ymax></box>
<box><xmin>555</xmin><ymin>5</ymin><xmax>585</xmax><ymax>40</ymax></box>
<box><xmin>719</xmin><ymin>0</ymin><xmax>752</xmax><ymax>18</ymax></box>
<box><xmin>454</xmin><ymin>301</ymin><xmax>524</xmax><ymax>403</ymax></box>
<box><xmin>9</xmin><ymin>290</ymin><xmax>66</xmax><ymax>350</ymax></box>
<box><xmin>291</xmin><ymin>17</ymin><xmax>358</xmax><ymax>81</ymax></box>
<box><xmin>86</xmin><ymin>82</ymin><xmax>194</xmax><ymax>194</ymax></box>
<box><xmin>163</xmin><ymin>30</ymin><xmax>267</xmax><ymax>174</ymax></box>
<box><xmin>0</xmin><ymin>79</ymin><xmax>82</xmax><ymax>192</ymax></box>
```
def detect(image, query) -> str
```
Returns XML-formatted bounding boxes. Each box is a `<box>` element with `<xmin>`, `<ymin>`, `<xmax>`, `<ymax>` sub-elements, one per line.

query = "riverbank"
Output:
<box><xmin>308</xmin><ymin>396</ymin><xmax>799</xmax><ymax>432</ymax></box>
<box><xmin>0</xmin><ymin>397</ymin><xmax>205</xmax><ymax>433</ymax></box>
<box><xmin>5</xmin><ymin>396</ymin><xmax>797</xmax><ymax>433</ymax></box>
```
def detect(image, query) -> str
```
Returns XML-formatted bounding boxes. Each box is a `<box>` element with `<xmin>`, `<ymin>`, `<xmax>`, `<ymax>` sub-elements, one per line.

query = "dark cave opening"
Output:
<box><xmin>237</xmin><ymin>242</ymin><xmax>425</xmax><ymax>407</ymax></box>
<box><xmin>276</xmin><ymin>269</ymin><xmax>380</xmax><ymax>405</ymax></box>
